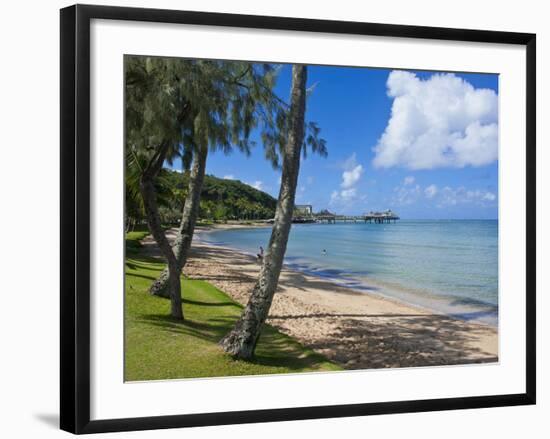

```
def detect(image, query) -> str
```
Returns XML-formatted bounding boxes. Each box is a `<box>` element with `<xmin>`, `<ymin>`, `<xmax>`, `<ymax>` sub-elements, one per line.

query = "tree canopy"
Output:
<box><xmin>153</xmin><ymin>170</ymin><xmax>277</xmax><ymax>223</ymax></box>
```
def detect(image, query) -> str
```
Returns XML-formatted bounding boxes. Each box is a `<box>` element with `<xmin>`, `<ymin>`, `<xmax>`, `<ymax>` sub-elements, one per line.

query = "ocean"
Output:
<box><xmin>199</xmin><ymin>220</ymin><xmax>499</xmax><ymax>326</ymax></box>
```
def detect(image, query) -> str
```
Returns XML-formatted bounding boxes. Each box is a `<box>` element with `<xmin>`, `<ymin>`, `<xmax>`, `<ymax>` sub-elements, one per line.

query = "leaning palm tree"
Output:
<box><xmin>219</xmin><ymin>65</ymin><xmax>311</xmax><ymax>359</ymax></box>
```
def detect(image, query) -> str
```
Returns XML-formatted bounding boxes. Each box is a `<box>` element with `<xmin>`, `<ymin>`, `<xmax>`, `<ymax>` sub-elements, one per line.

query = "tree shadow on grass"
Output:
<box><xmin>136</xmin><ymin>313</ymin><xmax>336</xmax><ymax>372</ymax></box>
<box><xmin>126</xmin><ymin>272</ymin><xmax>157</xmax><ymax>282</ymax></box>
<box><xmin>137</xmin><ymin>314</ymin><xmax>231</xmax><ymax>343</ymax></box>
<box><xmin>126</xmin><ymin>258</ymin><xmax>164</xmax><ymax>270</ymax></box>
<box><xmin>182</xmin><ymin>298</ymin><xmax>241</xmax><ymax>308</ymax></box>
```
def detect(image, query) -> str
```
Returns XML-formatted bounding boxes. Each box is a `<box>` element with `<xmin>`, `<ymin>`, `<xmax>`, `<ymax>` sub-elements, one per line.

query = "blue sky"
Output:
<box><xmin>171</xmin><ymin>64</ymin><xmax>499</xmax><ymax>219</ymax></box>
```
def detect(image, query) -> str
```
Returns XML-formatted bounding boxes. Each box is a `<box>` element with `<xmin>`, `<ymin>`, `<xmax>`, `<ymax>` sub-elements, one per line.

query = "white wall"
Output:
<box><xmin>0</xmin><ymin>0</ymin><xmax>546</xmax><ymax>437</ymax></box>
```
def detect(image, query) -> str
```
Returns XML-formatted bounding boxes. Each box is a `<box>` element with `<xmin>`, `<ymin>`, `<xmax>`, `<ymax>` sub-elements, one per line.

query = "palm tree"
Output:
<box><xmin>219</xmin><ymin>65</ymin><xmax>309</xmax><ymax>358</ymax></box>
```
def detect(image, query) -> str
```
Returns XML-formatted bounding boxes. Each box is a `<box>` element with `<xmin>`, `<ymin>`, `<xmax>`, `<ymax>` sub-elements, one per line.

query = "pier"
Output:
<box><xmin>292</xmin><ymin>209</ymin><xmax>400</xmax><ymax>224</ymax></box>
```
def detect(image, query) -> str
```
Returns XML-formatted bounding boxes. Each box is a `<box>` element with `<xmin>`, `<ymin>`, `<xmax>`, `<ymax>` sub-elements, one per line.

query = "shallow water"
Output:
<box><xmin>200</xmin><ymin>220</ymin><xmax>498</xmax><ymax>326</ymax></box>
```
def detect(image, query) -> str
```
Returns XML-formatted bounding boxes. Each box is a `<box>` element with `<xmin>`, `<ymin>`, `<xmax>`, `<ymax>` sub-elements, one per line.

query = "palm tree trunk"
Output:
<box><xmin>140</xmin><ymin>142</ymin><xmax>184</xmax><ymax>320</ymax></box>
<box><xmin>219</xmin><ymin>65</ymin><xmax>307</xmax><ymax>359</ymax></box>
<box><xmin>149</xmin><ymin>145</ymin><xmax>208</xmax><ymax>297</ymax></box>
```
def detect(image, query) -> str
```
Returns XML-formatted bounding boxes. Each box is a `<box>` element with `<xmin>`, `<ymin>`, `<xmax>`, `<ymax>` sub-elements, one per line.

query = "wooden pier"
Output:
<box><xmin>364</xmin><ymin>215</ymin><xmax>399</xmax><ymax>224</ymax></box>
<box><xmin>294</xmin><ymin>210</ymin><xmax>400</xmax><ymax>224</ymax></box>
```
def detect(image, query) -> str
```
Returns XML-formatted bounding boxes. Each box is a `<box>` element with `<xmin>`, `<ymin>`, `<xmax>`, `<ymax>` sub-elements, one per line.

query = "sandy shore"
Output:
<box><xmin>142</xmin><ymin>226</ymin><xmax>498</xmax><ymax>370</ymax></box>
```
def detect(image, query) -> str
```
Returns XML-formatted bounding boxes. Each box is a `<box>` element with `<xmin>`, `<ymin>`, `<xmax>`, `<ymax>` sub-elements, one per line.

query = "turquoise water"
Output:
<box><xmin>200</xmin><ymin>220</ymin><xmax>498</xmax><ymax>325</ymax></box>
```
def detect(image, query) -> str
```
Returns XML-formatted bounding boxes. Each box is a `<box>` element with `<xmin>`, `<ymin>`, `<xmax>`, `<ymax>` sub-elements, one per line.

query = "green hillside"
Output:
<box><xmin>161</xmin><ymin>170</ymin><xmax>277</xmax><ymax>222</ymax></box>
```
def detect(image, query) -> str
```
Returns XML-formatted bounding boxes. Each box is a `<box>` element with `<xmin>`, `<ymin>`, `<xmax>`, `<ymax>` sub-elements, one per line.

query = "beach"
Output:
<box><xmin>141</xmin><ymin>224</ymin><xmax>498</xmax><ymax>370</ymax></box>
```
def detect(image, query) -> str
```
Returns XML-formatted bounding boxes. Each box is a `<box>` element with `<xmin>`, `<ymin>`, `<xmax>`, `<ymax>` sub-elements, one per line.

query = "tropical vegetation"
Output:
<box><xmin>125</xmin><ymin>56</ymin><xmax>328</xmax><ymax>368</ymax></box>
<box><xmin>126</xmin><ymin>171</ymin><xmax>278</xmax><ymax>228</ymax></box>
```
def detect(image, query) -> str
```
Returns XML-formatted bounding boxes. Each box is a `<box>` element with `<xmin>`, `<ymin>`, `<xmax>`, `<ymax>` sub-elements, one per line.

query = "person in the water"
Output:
<box><xmin>322</xmin><ymin>249</ymin><xmax>327</xmax><ymax>256</ymax></box>
<box><xmin>257</xmin><ymin>246</ymin><xmax>264</xmax><ymax>261</ymax></box>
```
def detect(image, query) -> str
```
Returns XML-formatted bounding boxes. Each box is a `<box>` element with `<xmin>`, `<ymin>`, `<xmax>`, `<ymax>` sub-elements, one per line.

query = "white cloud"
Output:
<box><xmin>466</xmin><ymin>189</ymin><xmax>497</xmax><ymax>202</ymax></box>
<box><xmin>373</xmin><ymin>71</ymin><xmax>498</xmax><ymax>170</ymax></box>
<box><xmin>342</xmin><ymin>153</ymin><xmax>359</xmax><ymax>170</ymax></box>
<box><xmin>330</xmin><ymin>188</ymin><xmax>365</xmax><ymax>208</ymax></box>
<box><xmin>392</xmin><ymin>180</ymin><xmax>495</xmax><ymax>207</ymax></box>
<box><xmin>329</xmin><ymin>154</ymin><xmax>365</xmax><ymax>210</ymax></box>
<box><xmin>403</xmin><ymin>176</ymin><xmax>415</xmax><ymax>186</ymax></box>
<box><xmin>342</xmin><ymin>164</ymin><xmax>363</xmax><ymax>189</ymax></box>
<box><xmin>223</xmin><ymin>174</ymin><xmax>235</xmax><ymax>180</ymax></box>
<box><xmin>439</xmin><ymin>186</ymin><xmax>496</xmax><ymax>206</ymax></box>
<box><xmin>394</xmin><ymin>183</ymin><xmax>421</xmax><ymax>205</ymax></box>
<box><xmin>339</xmin><ymin>153</ymin><xmax>364</xmax><ymax>189</ymax></box>
<box><xmin>247</xmin><ymin>180</ymin><xmax>264</xmax><ymax>191</ymax></box>
<box><xmin>424</xmin><ymin>184</ymin><xmax>438</xmax><ymax>198</ymax></box>
<box><xmin>340</xmin><ymin>188</ymin><xmax>357</xmax><ymax>200</ymax></box>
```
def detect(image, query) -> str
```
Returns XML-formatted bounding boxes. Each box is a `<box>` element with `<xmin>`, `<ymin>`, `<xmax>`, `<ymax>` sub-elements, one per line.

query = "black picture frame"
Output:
<box><xmin>60</xmin><ymin>4</ymin><xmax>536</xmax><ymax>434</ymax></box>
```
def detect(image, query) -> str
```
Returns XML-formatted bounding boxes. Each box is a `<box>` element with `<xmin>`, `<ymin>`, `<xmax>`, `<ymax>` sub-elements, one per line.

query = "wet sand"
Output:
<box><xmin>142</xmin><ymin>227</ymin><xmax>498</xmax><ymax>370</ymax></box>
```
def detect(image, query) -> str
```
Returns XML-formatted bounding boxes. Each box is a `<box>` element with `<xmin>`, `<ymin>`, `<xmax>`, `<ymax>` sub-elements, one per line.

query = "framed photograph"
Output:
<box><xmin>60</xmin><ymin>4</ymin><xmax>536</xmax><ymax>434</ymax></box>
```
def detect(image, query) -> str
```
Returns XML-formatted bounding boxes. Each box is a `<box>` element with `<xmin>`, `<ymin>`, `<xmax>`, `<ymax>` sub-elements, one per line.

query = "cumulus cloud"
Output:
<box><xmin>392</xmin><ymin>180</ymin><xmax>495</xmax><ymax>207</ymax></box>
<box><xmin>439</xmin><ymin>186</ymin><xmax>497</xmax><ymax>206</ymax></box>
<box><xmin>248</xmin><ymin>180</ymin><xmax>264</xmax><ymax>190</ymax></box>
<box><xmin>404</xmin><ymin>176</ymin><xmax>415</xmax><ymax>186</ymax></box>
<box><xmin>373</xmin><ymin>71</ymin><xmax>498</xmax><ymax>170</ymax></box>
<box><xmin>340</xmin><ymin>188</ymin><xmax>357</xmax><ymax>200</ymax></box>
<box><xmin>330</xmin><ymin>188</ymin><xmax>364</xmax><ymax>206</ymax></box>
<box><xmin>330</xmin><ymin>154</ymin><xmax>365</xmax><ymax>208</ymax></box>
<box><xmin>394</xmin><ymin>183</ymin><xmax>421</xmax><ymax>205</ymax></box>
<box><xmin>223</xmin><ymin>174</ymin><xmax>235</xmax><ymax>180</ymax></box>
<box><xmin>467</xmin><ymin>189</ymin><xmax>496</xmax><ymax>202</ymax></box>
<box><xmin>342</xmin><ymin>164</ymin><xmax>363</xmax><ymax>188</ymax></box>
<box><xmin>424</xmin><ymin>184</ymin><xmax>438</xmax><ymax>198</ymax></box>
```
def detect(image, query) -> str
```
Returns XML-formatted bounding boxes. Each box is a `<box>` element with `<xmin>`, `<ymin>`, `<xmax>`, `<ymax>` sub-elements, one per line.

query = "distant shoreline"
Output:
<box><xmin>195</xmin><ymin>221</ymin><xmax>272</xmax><ymax>232</ymax></box>
<box><xmin>194</xmin><ymin>219</ymin><xmax>498</xmax><ymax>228</ymax></box>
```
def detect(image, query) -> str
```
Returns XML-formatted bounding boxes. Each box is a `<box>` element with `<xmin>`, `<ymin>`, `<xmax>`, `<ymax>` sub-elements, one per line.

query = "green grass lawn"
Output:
<box><xmin>125</xmin><ymin>232</ymin><xmax>341</xmax><ymax>381</ymax></box>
